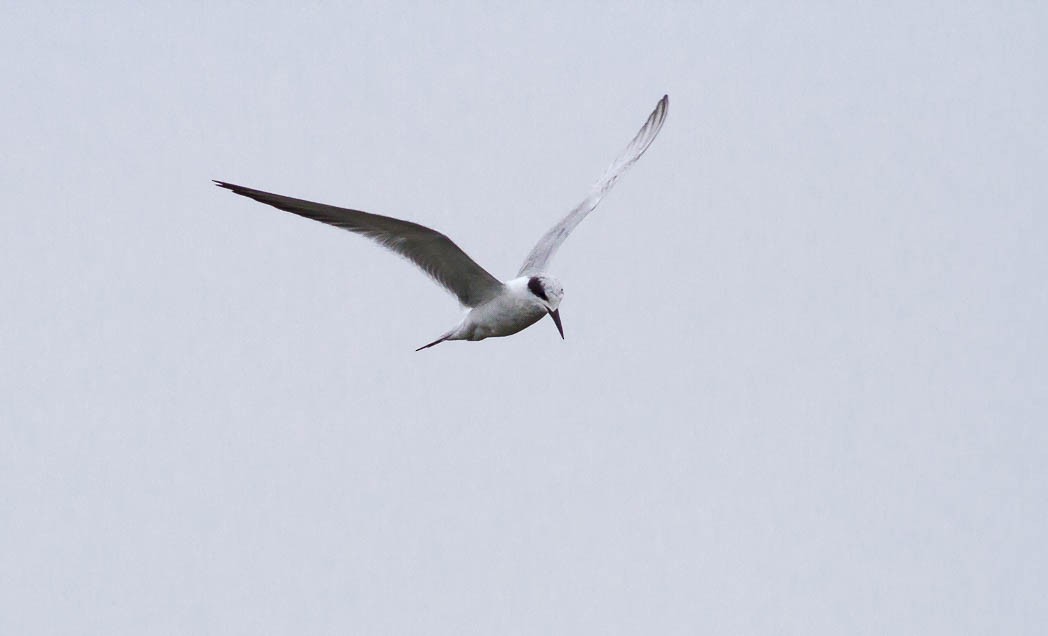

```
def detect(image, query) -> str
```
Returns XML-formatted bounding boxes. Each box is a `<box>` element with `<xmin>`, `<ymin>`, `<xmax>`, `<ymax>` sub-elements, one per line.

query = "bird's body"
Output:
<box><xmin>215</xmin><ymin>95</ymin><xmax>667</xmax><ymax>350</ymax></box>
<box><xmin>422</xmin><ymin>276</ymin><xmax>565</xmax><ymax>350</ymax></box>
<box><xmin>453</xmin><ymin>278</ymin><xmax>550</xmax><ymax>341</ymax></box>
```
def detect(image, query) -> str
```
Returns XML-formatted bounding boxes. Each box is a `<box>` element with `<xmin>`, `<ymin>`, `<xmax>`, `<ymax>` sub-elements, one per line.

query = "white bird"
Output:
<box><xmin>215</xmin><ymin>95</ymin><xmax>668</xmax><ymax>351</ymax></box>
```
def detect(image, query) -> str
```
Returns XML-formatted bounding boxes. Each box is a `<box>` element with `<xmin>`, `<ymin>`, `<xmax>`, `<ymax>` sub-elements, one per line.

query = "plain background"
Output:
<box><xmin>2</xmin><ymin>3</ymin><xmax>1045</xmax><ymax>634</ymax></box>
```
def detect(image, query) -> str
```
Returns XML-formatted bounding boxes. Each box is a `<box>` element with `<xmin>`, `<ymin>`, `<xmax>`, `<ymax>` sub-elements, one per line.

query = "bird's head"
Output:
<box><xmin>527</xmin><ymin>275</ymin><xmax>565</xmax><ymax>339</ymax></box>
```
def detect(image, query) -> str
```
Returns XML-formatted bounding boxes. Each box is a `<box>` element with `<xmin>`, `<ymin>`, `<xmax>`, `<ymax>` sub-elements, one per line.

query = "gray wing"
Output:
<box><xmin>518</xmin><ymin>95</ymin><xmax>669</xmax><ymax>276</ymax></box>
<box><xmin>214</xmin><ymin>181</ymin><xmax>505</xmax><ymax>307</ymax></box>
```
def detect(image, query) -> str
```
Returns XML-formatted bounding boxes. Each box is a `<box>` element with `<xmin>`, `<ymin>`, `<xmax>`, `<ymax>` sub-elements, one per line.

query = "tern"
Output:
<box><xmin>215</xmin><ymin>95</ymin><xmax>668</xmax><ymax>350</ymax></box>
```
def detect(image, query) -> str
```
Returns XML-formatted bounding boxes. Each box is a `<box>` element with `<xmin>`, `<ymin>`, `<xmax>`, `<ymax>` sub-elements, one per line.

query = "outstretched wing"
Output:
<box><xmin>214</xmin><ymin>181</ymin><xmax>505</xmax><ymax>307</ymax></box>
<box><xmin>517</xmin><ymin>95</ymin><xmax>669</xmax><ymax>276</ymax></box>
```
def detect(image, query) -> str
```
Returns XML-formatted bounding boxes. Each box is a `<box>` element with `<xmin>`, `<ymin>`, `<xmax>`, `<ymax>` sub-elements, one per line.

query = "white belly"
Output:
<box><xmin>456</xmin><ymin>294</ymin><xmax>547</xmax><ymax>341</ymax></box>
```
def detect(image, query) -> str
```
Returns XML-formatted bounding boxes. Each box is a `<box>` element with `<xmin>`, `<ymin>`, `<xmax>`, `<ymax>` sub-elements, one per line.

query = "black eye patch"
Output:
<box><xmin>527</xmin><ymin>277</ymin><xmax>549</xmax><ymax>301</ymax></box>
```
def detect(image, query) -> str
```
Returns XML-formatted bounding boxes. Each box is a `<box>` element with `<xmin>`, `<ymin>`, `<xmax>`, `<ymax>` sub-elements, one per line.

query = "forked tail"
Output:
<box><xmin>415</xmin><ymin>332</ymin><xmax>452</xmax><ymax>352</ymax></box>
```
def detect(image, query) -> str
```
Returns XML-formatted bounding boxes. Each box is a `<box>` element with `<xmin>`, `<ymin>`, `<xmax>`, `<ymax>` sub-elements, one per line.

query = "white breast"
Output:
<box><xmin>452</xmin><ymin>278</ymin><xmax>548</xmax><ymax>341</ymax></box>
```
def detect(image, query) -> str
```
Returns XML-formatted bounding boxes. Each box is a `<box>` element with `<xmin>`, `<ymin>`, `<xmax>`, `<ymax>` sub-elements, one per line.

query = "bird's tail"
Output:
<box><xmin>415</xmin><ymin>331</ymin><xmax>453</xmax><ymax>352</ymax></box>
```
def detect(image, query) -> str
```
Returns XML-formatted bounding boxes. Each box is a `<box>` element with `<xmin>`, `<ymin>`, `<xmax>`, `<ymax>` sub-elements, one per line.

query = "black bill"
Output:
<box><xmin>547</xmin><ymin>308</ymin><xmax>565</xmax><ymax>339</ymax></box>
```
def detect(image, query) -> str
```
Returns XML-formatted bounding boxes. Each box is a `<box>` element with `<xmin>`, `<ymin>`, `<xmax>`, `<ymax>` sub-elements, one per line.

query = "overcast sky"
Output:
<box><xmin>2</xmin><ymin>3</ymin><xmax>1045</xmax><ymax>634</ymax></box>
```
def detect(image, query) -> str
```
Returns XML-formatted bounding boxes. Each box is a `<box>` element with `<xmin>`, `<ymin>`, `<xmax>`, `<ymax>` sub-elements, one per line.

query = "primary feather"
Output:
<box><xmin>518</xmin><ymin>94</ymin><xmax>669</xmax><ymax>276</ymax></box>
<box><xmin>212</xmin><ymin>181</ymin><xmax>504</xmax><ymax>307</ymax></box>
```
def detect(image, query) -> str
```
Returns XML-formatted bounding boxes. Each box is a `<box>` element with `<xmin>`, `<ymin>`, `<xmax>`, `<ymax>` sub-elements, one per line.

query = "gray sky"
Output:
<box><xmin>2</xmin><ymin>3</ymin><xmax>1045</xmax><ymax>634</ymax></box>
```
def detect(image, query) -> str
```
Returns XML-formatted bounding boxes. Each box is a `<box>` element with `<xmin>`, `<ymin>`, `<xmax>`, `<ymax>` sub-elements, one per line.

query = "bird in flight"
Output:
<box><xmin>214</xmin><ymin>95</ymin><xmax>668</xmax><ymax>351</ymax></box>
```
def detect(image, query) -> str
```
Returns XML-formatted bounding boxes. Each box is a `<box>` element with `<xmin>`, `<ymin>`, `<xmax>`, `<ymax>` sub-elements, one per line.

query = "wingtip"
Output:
<box><xmin>213</xmin><ymin>180</ymin><xmax>248</xmax><ymax>195</ymax></box>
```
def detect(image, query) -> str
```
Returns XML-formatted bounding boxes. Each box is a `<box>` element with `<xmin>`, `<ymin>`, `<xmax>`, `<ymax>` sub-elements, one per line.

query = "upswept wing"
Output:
<box><xmin>517</xmin><ymin>95</ymin><xmax>669</xmax><ymax>276</ymax></box>
<box><xmin>214</xmin><ymin>181</ymin><xmax>504</xmax><ymax>307</ymax></box>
